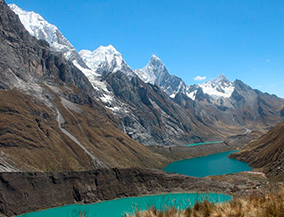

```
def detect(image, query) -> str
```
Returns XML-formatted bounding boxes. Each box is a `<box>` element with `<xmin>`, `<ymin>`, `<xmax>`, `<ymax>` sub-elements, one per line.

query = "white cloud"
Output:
<box><xmin>266</xmin><ymin>59</ymin><xmax>271</xmax><ymax>62</ymax></box>
<box><xmin>268</xmin><ymin>84</ymin><xmax>276</xmax><ymax>87</ymax></box>
<box><xmin>194</xmin><ymin>76</ymin><xmax>206</xmax><ymax>81</ymax></box>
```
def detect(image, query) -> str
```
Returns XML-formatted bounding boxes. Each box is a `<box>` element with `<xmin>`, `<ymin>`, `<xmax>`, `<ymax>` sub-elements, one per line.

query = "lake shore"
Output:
<box><xmin>0</xmin><ymin>168</ymin><xmax>240</xmax><ymax>216</ymax></box>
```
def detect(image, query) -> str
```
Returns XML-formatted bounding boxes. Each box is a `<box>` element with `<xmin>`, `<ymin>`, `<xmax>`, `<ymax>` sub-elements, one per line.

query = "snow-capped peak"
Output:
<box><xmin>8</xmin><ymin>3</ymin><xmax>89</xmax><ymax>67</ymax></box>
<box><xmin>9</xmin><ymin>4</ymin><xmax>50</xmax><ymax>37</ymax></box>
<box><xmin>79</xmin><ymin>45</ymin><xmax>123</xmax><ymax>72</ymax></box>
<box><xmin>9</xmin><ymin>4</ymin><xmax>73</xmax><ymax>50</ymax></box>
<box><xmin>210</xmin><ymin>74</ymin><xmax>230</xmax><ymax>86</ymax></box>
<box><xmin>134</xmin><ymin>55</ymin><xmax>187</xmax><ymax>97</ymax></box>
<box><xmin>10</xmin><ymin>5</ymin><xmax>55</xmax><ymax>45</ymax></box>
<box><xmin>149</xmin><ymin>54</ymin><xmax>164</xmax><ymax>66</ymax></box>
<box><xmin>198</xmin><ymin>74</ymin><xmax>235</xmax><ymax>98</ymax></box>
<box><xmin>79</xmin><ymin>45</ymin><xmax>136</xmax><ymax>78</ymax></box>
<box><xmin>134</xmin><ymin>54</ymin><xmax>167</xmax><ymax>85</ymax></box>
<box><xmin>150</xmin><ymin>54</ymin><xmax>161</xmax><ymax>61</ymax></box>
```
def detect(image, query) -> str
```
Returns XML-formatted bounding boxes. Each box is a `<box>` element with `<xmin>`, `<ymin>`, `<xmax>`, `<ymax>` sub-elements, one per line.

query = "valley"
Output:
<box><xmin>0</xmin><ymin>0</ymin><xmax>283</xmax><ymax>216</ymax></box>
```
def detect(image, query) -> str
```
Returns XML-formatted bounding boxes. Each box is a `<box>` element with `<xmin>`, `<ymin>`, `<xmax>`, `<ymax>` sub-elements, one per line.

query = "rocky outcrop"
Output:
<box><xmin>0</xmin><ymin>169</ymin><xmax>234</xmax><ymax>216</ymax></box>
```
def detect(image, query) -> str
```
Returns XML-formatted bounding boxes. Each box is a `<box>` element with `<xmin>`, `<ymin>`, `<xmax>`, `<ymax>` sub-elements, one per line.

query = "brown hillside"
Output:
<box><xmin>230</xmin><ymin>122</ymin><xmax>284</xmax><ymax>178</ymax></box>
<box><xmin>0</xmin><ymin>89</ymin><xmax>168</xmax><ymax>172</ymax></box>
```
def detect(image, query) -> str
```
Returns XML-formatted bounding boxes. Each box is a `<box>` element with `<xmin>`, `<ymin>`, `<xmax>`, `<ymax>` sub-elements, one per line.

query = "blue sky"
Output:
<box><xmin>6</xmin><ymin>0</ymin><xmax>284</xmax><ymax>98</ymax></box>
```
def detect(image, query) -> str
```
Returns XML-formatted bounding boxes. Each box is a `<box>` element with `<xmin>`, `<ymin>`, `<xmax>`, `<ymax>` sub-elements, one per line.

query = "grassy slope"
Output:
<box><xmin>130</xmin><ymin>184</ymin><xmax>284</xmax><ymax>217</ymax></box>
<box><xmin>0</xmin><ymin>89</ymin><xmax>168</xmax><ymax>172</ymax></box>
<box><xmin>230</xmin><ymin>121</ymin><xmax>284</xmax><ymax>179</ymax></box>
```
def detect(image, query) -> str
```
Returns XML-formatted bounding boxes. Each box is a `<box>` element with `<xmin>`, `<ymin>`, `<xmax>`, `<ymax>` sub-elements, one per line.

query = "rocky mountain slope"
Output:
<box><xmin>136</xmin><ymin>53</ymin><xmax>284</xmax><ymax>135</ymax></box>
<box><xmin>103</xmin><ymin>71</ymin><xmax>222</xmax><ymax>146</ymax></box>
<box><xmin>136</xmin><ymin>57</ymin><xmax>284</xmax><ymax>136</ymax></box>
<box><xmin>230</xmin><ymin>121</ymin><xmax>284</xmax><ymax>179</ymax></box>
<box><xmin>175</xmin><ymin>77</ymin><xmax>284</xmax><ymax>137</ymax></box>
<box><xmin>0</xmin><ymin>0</ymin><xmax>169</xmax><ymax>172</ymax></box>
<box><xmin>10</xmin><ymin>3</ymin><xmax>284</xmax><ymax>147</ymax></box>
<box><xmin>10</xmin><ymin>4</ymin><xmax>222</xmax><ymax>146</ymax></box>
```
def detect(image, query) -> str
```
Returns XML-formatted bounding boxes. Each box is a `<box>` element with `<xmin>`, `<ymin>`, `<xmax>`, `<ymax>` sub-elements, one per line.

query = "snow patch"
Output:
<box><xmin>100</xmin><ymin>94</ymin><xmax>113</xmax><ymax>103</ymax></box>
<box><xmin>106</xmin><ymin>106</ymin><xmax>121</xmax><ymax>112</ymax></box>
<box><xmin>200</xmin><ymin>81</ymin><xmax>234</xmax><ymax>98</ymax></box>
<box><xmin>72</xmin><ymin>61</ymin><xmax>107</xmax><ymax>91</ymax></box>
<box><xmin>187</xmin><ymin>90</ymin><xmax>197</xmax><ymax>100</ymax></box>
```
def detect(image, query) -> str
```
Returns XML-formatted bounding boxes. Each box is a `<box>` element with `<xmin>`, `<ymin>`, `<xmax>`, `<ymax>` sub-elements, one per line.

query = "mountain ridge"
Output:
<box><xmin>0</xmin><ymin>0</ymin><xmax>168</xmax><ymax>172</ymax></box>
<box><xmin>8</xmin><ymin>3</ymin><xmax>284</xmax><ymax>146</ymax></box>
<box><xmin>8</xmin><ymin>3</ymin><xmax>89</xmax><ymax>69</ymax></box>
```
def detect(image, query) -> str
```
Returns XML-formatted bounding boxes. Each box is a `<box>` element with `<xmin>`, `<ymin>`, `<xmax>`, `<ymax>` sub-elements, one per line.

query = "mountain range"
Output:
<box><xmin>8</xmin><ymin>4</ymin><xmax>284</xmax><ymax>144</ymax></box>
<box><xmin>0</xmin><ymin>2</ymin><xmax>283</xmax><ymax>172</ymax></box>
<box><xmin>0</xmin><ymin>1</ymin><xmax>170</xmax><ymax>172</ymax></box>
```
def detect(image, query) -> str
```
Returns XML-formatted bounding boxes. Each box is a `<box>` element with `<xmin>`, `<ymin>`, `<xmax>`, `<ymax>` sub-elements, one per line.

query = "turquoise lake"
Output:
<box><xmin>18</xmin><ymin>193</ymin><xmax>231</xmax><ymax>217</ymax></box>
<box><xmin>185</xmin><ymin>141</ymin><xmax>223</xmax><ymax>147</ymax></box>
<box><xmin>17</xmin><ymin>151</ymin><xmax>247</xmax><ymax>217</ymax></box>
<box><xmin>164</xmin><ymin>151</ymin><xmax>252</xmax><ymax>177</ymax></box>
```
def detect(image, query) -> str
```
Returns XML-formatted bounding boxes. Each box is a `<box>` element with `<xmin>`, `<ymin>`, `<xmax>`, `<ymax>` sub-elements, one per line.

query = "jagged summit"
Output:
<box><xmin>149</xmin><ymin>54</ymin><xmax>164</xmax><ymax>65</ymax></box>
<box><xmin>210</xmin><ymin>74</ymin><xmax>230</xmax><ymax>86</ymax></box>
<box><xmin>79</xmin><ymin>45</ymin><xmax>136</xmax><ymax>78</ymax></box>
<box><xmin>134</xmin><ymin>55</ymin><xmax>187</xmax><ymax>97</ymax></box>
<box><xmin>193</xmin><ymin>74</ymin><xmax>235</xmax><ymax>99</ymax></box>
<box><xmin>134</xmin><ymin>54</ymin><xmax>167</xmax><ymax>84</ymax></box>
<box><xmin>9</xmin><ymin>3</ymin><xmax>88</xmax><ymax>68</ymax></box>
<box><xmin>79</xmin><ymin>45</ymin><xmax>122</xmax><ymax>71</ymax></box>
<box><xmin>150</xmin><ymin>54</ymin><xmax>161</xmax><ymax>61</ymax></box>
<box><xmin>10</xmin><ymin>5</ymin><xmax>48</xmax><ymax>40</ymax></box>
<box><xmin>9</xmin><ymin>3</ymin><xmax>71</xmax><ymax>50</ymax></box>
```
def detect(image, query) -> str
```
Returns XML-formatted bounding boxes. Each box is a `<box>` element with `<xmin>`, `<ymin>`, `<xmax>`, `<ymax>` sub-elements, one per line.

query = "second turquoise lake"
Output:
<box><xmin>164</xmin><ymin>151</ymin><xmax>252</xmax><ymax>177</ymax></box>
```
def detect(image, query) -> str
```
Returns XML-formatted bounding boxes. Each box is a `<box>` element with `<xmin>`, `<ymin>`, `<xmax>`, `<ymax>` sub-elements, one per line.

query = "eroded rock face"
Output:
<box><xmin>103</xmin><ymin>71</ymin><xmax>222</xmax><ymax>146</ymax></box>
<box><xmin>0</xmin><ymin>169</ymin><xmax>234</xmax><ymax>216</ymax></box>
